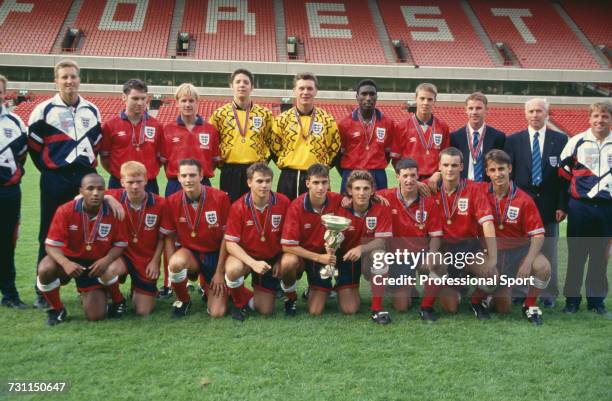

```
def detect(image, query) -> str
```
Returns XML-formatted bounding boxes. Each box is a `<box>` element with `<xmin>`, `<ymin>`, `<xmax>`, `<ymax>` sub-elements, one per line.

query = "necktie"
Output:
<box><xmin>532</xmin><ymin>132</ymin><xmax>542</xmax><ymax>186</ymax></box>
<box><xmin>473</xmin><ymin>131</ymin><xmax>483</xmax><ymax>181</ymax></box>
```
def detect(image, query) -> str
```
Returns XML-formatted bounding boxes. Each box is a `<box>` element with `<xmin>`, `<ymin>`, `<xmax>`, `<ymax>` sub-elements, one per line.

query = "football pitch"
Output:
<box><xmin>0</xmin><ymin>160</ymin><xmax>609</xmax><ymax>401</ymax></box>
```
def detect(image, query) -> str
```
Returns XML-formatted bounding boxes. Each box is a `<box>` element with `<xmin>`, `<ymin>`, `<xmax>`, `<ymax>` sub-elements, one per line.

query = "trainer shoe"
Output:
<box><xmin>157</xmin><ymin>286</ymin><xmax>173</xmax><ymax>300</ymax></box>
<box><xmin>231</xmin><ymin>305</ymin><xmax>249</xmax><ymax>322</ymax></box>
<box><xmin>171</xmin><ymin>300</ymin><xmax>192</xmax><ymax>318</ymax></box>
<box><xmin>371</xmin><ymin>310</ymin><xmax>391</xmax><ymax>325</ymax></box>
<box><xmin>470</xmin><ymin>301</ymin><xmax>491</xmax><ymax>320</ymax></box>
<box><xmin>588</xmin><ymin>305</ymin><xmax>612</xmax><ymax>318</ymax></box>
<box><xmin>108</xmin><ymin>299</ymin><xmax>127</xmax><ymax>318</ymax></box>
<box><xmin>420</xmin><ymin>307</ymin><xmax>438</xmax><ymax>322</ymax></box>
<box><xmin>562</xmin><ymin>303</ymin><xmax>579</xmax><ymax>314</ymax></box>
<box><xmin>33</xmin><ymin>294</ymin><xmax>48</xmax><ymax>309</ymax></box>
<box><xmin>523</xmin><ymin>306</ymin><xmax>543</xmax><ymax>325</ymax></box>
<box><xmin>284</xmin><ymin>298</ymin><xmax>297</xmax><ymax>317</ymax></box>
<box><xmin>1</xmin><ymin>298</ymin><xmax>27</xmax><ymax>309</ymax></box>
<box><xmin>46</xmin><ymin>308</ymin><xmax>67</xmax><ymax>326</ymax></box>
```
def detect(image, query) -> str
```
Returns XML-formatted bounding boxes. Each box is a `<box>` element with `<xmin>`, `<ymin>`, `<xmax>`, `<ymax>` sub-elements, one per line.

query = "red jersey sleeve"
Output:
<box><xmin>374</xmin><ymin>204</ymin><xmax>393</xmax><ymax>238</ymax></box>
<box><xmin>218</xmin><ymin>191</ymin><xmax>230</xmax><ymax>231</ymax></box>
<box><xmin>426</xmin><ymin>198</ymin><xmax>443</xmax><ymax>237</ymax></box>
<box><xmin>522</xmin><ymin>196</ymin><xmax>545</xmax><ymax>237</ymax></box>
<box><xmin>159</xmin><ymin>196</ymin><xmax>177</xmax><ymax>235</ymax></box>
<box><xmin>210</xmin><ymin>124</ymin><xmax>221</xmax><ymax>167</ymax></box>
<box><xmin>112</xmin><ymin>217</ymin><xmax>129</xmax><ymax>248</ymax></box>
<box><xmin>45</xmin><ymin>204</ymin><xmax>69</xmax><ymax>248</ymax></box>
<box><xmin>224</xmin><ymin>201</ymin><xmax>244</xmax><ymax>242</ymax></box>
<box><xmin>281</xmin><ymin>201</ymin><xmax>301</xmax><ymax>246</ymax></box>
<box><xmin>473</xmin><ymin>186</ymin><xmax>494</xmax><ymax>226</ymax></box>
<box><xmin>155</xmin><ymin>124</ymin><xmax>165</xmax><ymax>160</ymax></box>
<box><xmin>100</xmin><ymin>122</ymin><xmax>112</xmax><ymax>158</ymax></box>
<box><xmin>159</xmin><ymin>124</ymin><xmax>171</xmax><ymax>164</ymax></box>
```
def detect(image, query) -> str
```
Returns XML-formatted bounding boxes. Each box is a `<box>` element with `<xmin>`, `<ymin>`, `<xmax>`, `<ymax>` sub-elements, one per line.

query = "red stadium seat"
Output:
<box><xmin>560</xmin><ymin>1</ymin><xmax>611</xmax><ymax>48</ymax></box>
<box><xmin>0</xmin><ymin>0</ymin><xmax>72</xmax><ymax>54</ymax></box>
<box><xmin>180</xmin><ymin>0</ymin><xmax>277</xmax><ymax>61</ymax></box>
<box><xmin>549</xmin><ymin>108</ymin><xmax>589</xmax><ymax>136</ymax></box>
<box><xmin>469</xmin><ymin>0</ymin><xmax>602</xmax><ymax>70</ymax></box>
<box><xmin>73</xmin><ymin>0</ymin><xmax>174</xmax><ymax>58</ymax></box>
<box><xmin>284</xmin><ymin>0</ymin><xmax>388</xmax><ymax>65</ymax></box>
<box><xmin>378</xmin><ymin>0</ymin><xmax>495</xmax><ymax>67</ymax></box>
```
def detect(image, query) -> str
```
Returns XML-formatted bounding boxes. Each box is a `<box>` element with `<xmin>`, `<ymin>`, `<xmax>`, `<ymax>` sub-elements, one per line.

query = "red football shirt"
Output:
<box><xmin>107</xmin><ymin>189</ymin><xmax>165</xmax><ymax>268</ymax></box>
<box><xmin>225</xmin><ymin>192</ymin><xmax>291</xmax><ymax>260</ymax></box>
<box><xmin>161</xmin><ymin>115</ymin><xmax>220</xmax><ymax>179</ymax></box>
<box><xmin>160</xmin><ymin>187</ymin><xmax>229</xmax><ymax>253</ymax></box>
<box><xmin>100</xmin><ymin>111</ymin><xmax>164</xmax><ymax>180</ymax></box>
<box><xmin>335</xmin><ymin>201</ymin><xmax>393</xmax><ymax>252</ymax></box>
<box><xmin>46</xmin><ymin>199</ymin><xmax>129</xmax><ymax>260</ymax></box>
<box><xmin>433</xmin><ymin>179</ymin><xmax>493</xmax><ymax>239</ymax></box>
<box><xmin>482</xmin><ymin>182</ymin><xmax>545</xmax><ymax>250</ymax></box>
<box><xmin>394</xmin><ymin>114</ymin><xmax>450</xmax><ymax>178</ymax></box>
<box><xmin>338</xmin><ymin>109</ymin><xmax>399</xmax><ymax>169</ymax></box>
<box><xmin>377</xmin><ymin>188</ymin><xmax>443</xmax><ymax>238</ymax></box>
<box><xmin>281</xmin><ymin>192</ymin><xmax>344</xmax><ymax>253</ymax></box>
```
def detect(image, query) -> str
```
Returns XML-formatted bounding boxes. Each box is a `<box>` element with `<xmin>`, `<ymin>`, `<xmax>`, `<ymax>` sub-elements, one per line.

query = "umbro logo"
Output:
<box><xmin>179</xmin><ymin>217</ymin><xmax>186</xmax><ymax>223</ymax></box>
<box><xmin>409</xmin><ymin>137</ymin><xmax>417</xmax><ymax>142</ymax></box>
<box><xmin>172</xmin><ymin>137</ymin><xmax>180</xmax><ymax>143</ymax></box>
<box><xmin>304</xmin><ymin>223</ymin><xmax>311</xmax><ymax>229</ymax></box>
<box><xmin>117</xmin><ymin>131</ymin><xmax>126</xmax><ymax>136</ymax></box>
<box><xmin>246</xmin><ymin>220</ymin><xmax>254</xmax><ymax>226</ymax></box>
<box><xmin>69</xmin><ymin>224</ymin><xmax>79</xmax><ymax>231</ymax></box>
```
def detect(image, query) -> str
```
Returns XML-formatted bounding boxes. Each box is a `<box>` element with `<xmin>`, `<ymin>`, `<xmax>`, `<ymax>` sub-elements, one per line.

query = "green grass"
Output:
<box><xmin>0</xmin><ymin>160</ymin><xmax>609</xmax><ymax>401</ymax></box>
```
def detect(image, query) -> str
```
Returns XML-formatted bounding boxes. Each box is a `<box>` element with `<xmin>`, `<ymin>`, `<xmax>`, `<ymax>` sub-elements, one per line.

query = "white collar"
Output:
<box><xmin>583</xmin><ymin>128</ymin><xmax>612</xmax><ymax>144</ymax></box>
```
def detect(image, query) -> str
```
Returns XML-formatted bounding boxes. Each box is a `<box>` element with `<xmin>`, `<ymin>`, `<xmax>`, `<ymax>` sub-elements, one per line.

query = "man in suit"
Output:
<box><xmin>451</xmin><ymin>92</ymin><xmax>506</xmax><ymax>182</ymax></box>
<box><xmin>504</xmin><ymin>98</ymin><xmax>568</xmax><ymax>308</ymax></box>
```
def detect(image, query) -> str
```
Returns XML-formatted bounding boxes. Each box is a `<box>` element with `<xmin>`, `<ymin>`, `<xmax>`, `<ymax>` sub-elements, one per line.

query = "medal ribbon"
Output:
<box><xmin>247</xmin><ymin>192</ymin><xmax>272</xmax><ymax>239</ymax></box>
<box><xmin>124</xmin><ymin>191</ymin><xmax>148</xmax><ymax>240</ymax></box>
<box><xmin>182</xmin><ymin>187</ymin><xmax>206</xmax><ymax>235</ymax></box>
<box><xmin>412</xmin><ymin>115</ymin><xmax>436</xmax><ymax>152</ymax></box>
<box><xmin>397</xmin><ymin>189</ymin><xmax>425</xmax><ymax>225</ymax></box>
<box><xmin>130</xmin><ymin>112</ymin><xmax>147</xmax><ymax>148</ymax></box>
<box><xmin>467</xmin><ymin>125</ymin><xmax>485</xmax><ymax>164</ymax></box>
<box><xmin>440</xmin><ymin>179</ymin><xmax>465</xmax><ymax>223</ymax></box>
<box><xmin>232</xmin><ymin>103</ymin><xmax>250</xmax><ymax>143</ymax></box>
<box><xmin>358</xmin><ymin>110</ymin><xmax>376</xmax><ymax>149</ymax></box>
<box><xmin>493</xmin><ymin>181</ymin><xmax>516</xmax><ymax>228</ymax></box>
<box><xmin>294</xmin><ymin>108</ymin><xmax>317</xmax><ymax>140</ymax></box>
<box><xmin>81</xmin><ymin>201</ymin><xmax>104</xmax><ymax>250</ymax></box>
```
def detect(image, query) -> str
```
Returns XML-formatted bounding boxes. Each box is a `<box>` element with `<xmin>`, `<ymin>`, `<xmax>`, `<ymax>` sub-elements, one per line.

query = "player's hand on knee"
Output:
<box><xmin>251</xmin><ymin>260</ymin><xmax>272</xmax><ymax>275</ymax></box>
<box><xmin>88</xmin><ymin>259</ymin><xmax>110</xmax><ymax>278</ymax></box>
<box><xmin>63</xmin><ymin>261</ymin><xmax>86</xmax><ymax>278</ymax></box>
<box><xmin>145</xmin><ymin>261</ymin><xmax>160</xmax><ymax>280</ymax></box>
<box><xmin>516</xmin><ymin>263</ymin><xmax>531</xmax><ymax>279</ymax></box>
<box><xmin>210</xmin><ymin>271</ymin><xmax>226</xmax><ymax>297</ymax></box>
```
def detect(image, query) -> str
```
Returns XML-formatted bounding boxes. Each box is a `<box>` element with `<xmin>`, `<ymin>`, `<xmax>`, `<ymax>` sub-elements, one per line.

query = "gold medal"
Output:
<box><xmin>136</xmin><ymin>146</ymin><xmax>140</xmax><ymax>151</ymax></box>
<box><xmin>241</xmin><ymin>138</ymin><xmax>246</xmax><ymax>143</ymax></box>
<box><xmin>132</xmin><ymin>237</ymin><xmax>138</xmax><ymax>243</ymax></box>
<box><xmin>499</xmin><ymin>224</ymin><xmax>504</xmax><ymax>230</ymax></box>
<box><xmin>365</xmin><ymin>146</ymin><xmax>369</xmax><ymax>150</ymax></box>
<box><xmin>260</xmin><ymin>235</ymin><xmax>266</xmax><ymax>242</ymax></box>
<box><xmin>191</xmin><ymin>231</ymin><xmax>196</xmax><ymax>238</ymax></box>
<box><xmin>418</xmin><ymin>224</ymin><xmax>424</xmax><ymax>230</ymax></box>
<box><xmin>446</xmin><ymin>219</ymin><xmax>451</xmax><ymax>225</ymax></box>
<box><xmin>426</xmin><ymin>150</ymin><xmax>430</xmax><ymax>155</ymax></box>
<box><xmin>86</xmin><ymin>244</ymin><xmax>92</xmax><ymax>251</ymax></box>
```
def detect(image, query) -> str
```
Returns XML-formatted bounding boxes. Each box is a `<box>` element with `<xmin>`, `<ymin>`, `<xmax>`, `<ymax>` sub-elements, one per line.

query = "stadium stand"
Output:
<box><xmin>377</xmin><ymin>0</ymin><xmax>495</xmax><ymax>67</ymax></box>
<box><xmin>560</xmin><ymin>1</ymin><xmax>611</xmax><ymax>48</ymax></box>
<box><xmin>468</xmin><ymin>0</ymin><xmax>602</xmax><ymax>70</ymax></box>
<box><xmin>180</xmin><ymin>0</ymin><xmax>277</xmax><ymax>61</ymax></box>
<box><xmin>549</xmin><ymin>108</ymin><xmax>589</xmax><ymax>136</ymax></box>
<box><xmin>72</xmin><ymin>0</ymin><xmax>174</xmax><ymax>58</ymax></box>
<box><xmin>11</xmin><ymin>96</ymin><xmax>124</xmax><ymax>123</ymax></box>
<box><xmin>283</xmin><ymin>0</ymin><xmax>388</xmax><ymax>65</ymax></box>
<box><xmin>0</xmin><ymin>0</ymin><xmax>72</xmax><ymax>54</ymax></box>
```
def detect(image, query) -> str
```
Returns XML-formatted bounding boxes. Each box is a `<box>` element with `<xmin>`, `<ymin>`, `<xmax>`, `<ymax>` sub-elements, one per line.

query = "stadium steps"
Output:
<box><xmin>552</xmin><ymin>2</ymin><xmax>609</xmax><ymax>70</ymax></box>
<box><xmin>460</xmin><ymin>0</ymin><xmax>503</xmax><ymax>67</ymax></box>
<box><xmin>51</xmin><ymin>0</ymin><xmax>85</xmax><ymax>54</ymax></box>
<box><xmin>369</xmin><ymin>0</ymin><xmax>397</xmax><ymax>64</ymax></box>
<box><xmin>166</xmin><ymin>0</ymin><xmax>186</xmax><ymax>58</ymax></box>
<box><xmin>273</xmin><ymin>0</ymin><xmax>287</xmax><ymax>62</ymax></box>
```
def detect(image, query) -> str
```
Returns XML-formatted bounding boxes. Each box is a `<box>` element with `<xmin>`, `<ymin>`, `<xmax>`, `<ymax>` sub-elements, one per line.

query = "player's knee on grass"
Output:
<box><xmin>439</xmin><ymin>288</ymin><xmax>460</xmax><ymax>314</ymax></box>
<box><xmin>224</xmin><ymin>255</ymin><xmax>248</xmax><ymax>280</ymax></box>
<box><xmin>280</xmin><ymin>253</ymin><xmax>300</xmax><ymax>275</ymax></box>
<box><xmin>338</xmin><ymin>288</ymin><xmax>360</xmax><ymax>315</ymax></box>
<box><xmin>308</xmin><ymin>289</ymin><xmax>327</xmax><ymax>315</ymax></box>
<box><xmin>133</xmin><ymin>293</ymin><xmax>155</xmax><ymax>316</ymax></box>
<box><xmin>392</xmin><ymin>289</ymin><xmax>412</xmax><ymax>312</ymax></box>
<box><xmin>82</xmin><ymin>291</ymin><xmax>108</xmax><ymax>321</ymax></box>
<box><xmin>254</xmin><ymin>290</ymin><xmax>275</xmax><ymax>315</ymax></box>
<box><xmin>493</xmin><ymin>288</ymin><xmax>512</xmax><ymax>314</ymax></box>
<box><xmin>207</xmin><ymin>303</ymin><xmax>227</xmax><ymax>318</ymax></box>
<box><xmin>38</xmin><ymin>256</ymin><xmax>60</xmax><ymax>282</ymax></box>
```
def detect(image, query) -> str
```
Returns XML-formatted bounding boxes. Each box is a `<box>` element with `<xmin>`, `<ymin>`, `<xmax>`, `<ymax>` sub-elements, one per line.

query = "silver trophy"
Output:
<box><xmin>320</xmin><ymin>214</ymin><xmax>352</xmax><ymax>279</ymax></box>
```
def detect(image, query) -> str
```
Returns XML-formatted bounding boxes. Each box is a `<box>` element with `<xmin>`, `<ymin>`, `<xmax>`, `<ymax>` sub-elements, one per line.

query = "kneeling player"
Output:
<box><xmin>281</xmin><ymin>164</ymin><xmax>344</xmax><ymax>316</ymax></box>
<box><xmin>224</xmin><ymin>163</ymin><xmax>291</xmax><ymax>320</ymax></box>
<box><xmin>334</xmin><ymin>170</ymin><xmax>393</xmax><ymax>322</ymax></box>
<box><xmin>37</xmin><ymin>174</ymin><xmax>128</xmax><ymax>325</ymax></box>
<box><xmin>106</xmin><ymin>161</ymin><xmax>165</xmax><ymax>316</ymax></box>
<box><xmin>376</xmin><ymin>158</ymin><xmax>443</xmax><ymax>320</ymax></box>
<box><xmin>484</xmin><ymin>150</ymin><xmax>550</xmax><ymax>325</ymax></box>
<box><xmin>160</xmin><ymin>159</ymin><xmax>231</xmax><ymax>318</ymax></box>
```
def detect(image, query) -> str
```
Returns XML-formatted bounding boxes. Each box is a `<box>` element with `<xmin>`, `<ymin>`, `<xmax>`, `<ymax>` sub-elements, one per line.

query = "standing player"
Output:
<box><xmin>270</xmin><ymin>72</ymin><xmax>340</xmax><ymax>200</ymax></box>
<box><xmin>394</xmin><ymin>83</ymin><xmax>450</xmax><ymax>182</ymax></box>
<box><xmin>281</xmin><ymin>163</ymin><xmax>344</xmax><ymax>315</ymax></box>
<box><xmin>376</xmin><ymin>158</ymin><xmax>443</xmax><ymax>319</ymax></box>
<box><xmin>333</xmin><ymin>171</ymin><xmax>393</xmax><ymax>322</ymax></box>
<box><xmin>100</xmin><ymin>79</ymin><xmax>163</xmax><ymax>194</ymax></box>
<box><xmin>450</xmin><ymin>92</ymin><xmax>506</xmax><ymax>182</ymax></box>
<box><xmin>559</xmin><ymin>101</ymin><xmax>611</xmax><ymax>317</ymax></box>
<box><xmin>28</xmin><ymin>60</ymin><xmax>103</xmax><ymax>309</ymax></box>
<box><xmin>484</xmin><ymin>150</ymin><xmax>550</xmax><ymax>325</ymax></box>
<box><xmin>0</xmin><ymin>74</ymin><xmax>28</xmax><ymax>308</ymax></box>
<box><xmin>428</xmin><ymin>147</ymin><xmax>497</xmax><ymax>321</ymax></box>
<box><xmin>36</xmin><ymin>174</ymin><xmax>128</xmax><ymax>325</ymax></box>
<box><xmin>209</xmin><ymin>69</ymin><xmax>273</xmax><ymax>202</ymax></box>
<box><xmin>161</xmin><ymin>83</ymin><xmax>220</xmax><ymax>196</ymax></box>
<box><xmin>224</xmin><ymin>163</ymin><xmax>291</xmax><ymax>320</ymax></box>
<box><xmin>160</xmin><ymin>159</ymin><xmax>230</xmax><ymax>318</ymax></box>
<box><xmin>105</xmin><ymin>161</ymin><xmax>165</xmax><ymax>316</ymax></box>
<box><xmin>337</xmin><ymin>79</ymin><xmax>398</xmax><ymax>192</ymax></box>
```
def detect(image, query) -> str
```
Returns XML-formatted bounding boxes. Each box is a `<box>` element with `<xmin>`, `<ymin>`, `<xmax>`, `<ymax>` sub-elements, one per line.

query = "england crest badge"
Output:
<box><xmin>271</xmin><ymin>214</ymin><xmax>282</xmax><ymax>228</ymax></box>
<box><xmin>145</xmin><ymin>214</ymin><xmax>157</xmax><ymax>228</ymax></box>
<box><xmin>199</xmin><ymin>133</ymin><xmax>210</xmax><ymax>146</ymax></box>
<box><xmin>366</xmin><ymin>216</ymin><xmax>377</xmax><ymax>230</ymax></box>
<box><xmin>312</xmin><ymin>122</ymin><xmax>323</xmax><ymax>136</ymax></box>
<box><xmin>458</xmin><ymin>198</ymin><xmax>469</xmax><ymax>212</ymax></box>
<box><xmin>433</xmin><ymin>133</ymin><xmax>443</xmax><ymax>147</ymax></box>
<box><xmin>376</xmin><ymin>127</ymin><xmax>386</xmax><ymax>142</ymax></box>
<box><xmin>145</xmin><ymin>127</ymin><xmax>156</xmax><ymax>139</ymax></box>
<box><xmin>205</xmin><ymin>211</ymin><xmax>217</xmax><ymax>225</ymax></box>
<box><xmin>98</xmin><ymin>223</ymin><xmax>111</xmax><ymax>238</ymax></box>
<box><xmin>252</xmin><ymin>116</ymin><xmax>263</xmax><ymax>130</ymax></box>
<box><xmin>507</xmin><ymin>206</ymin><xmax>520</xmax><ymax>221</ymax></box>
<box><xmin>416</xmin><ymin>210</ymin><xmax>428</xmax><ymax>223</ymax></box>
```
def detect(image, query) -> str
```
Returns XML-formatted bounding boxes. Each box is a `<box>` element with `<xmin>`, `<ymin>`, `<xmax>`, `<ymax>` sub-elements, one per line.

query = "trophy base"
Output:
<box><xmin>320</xmin><ymin>266</ymin><xmax>338</xmax><ymax>279</ymax></box>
